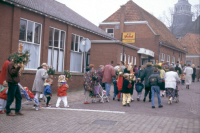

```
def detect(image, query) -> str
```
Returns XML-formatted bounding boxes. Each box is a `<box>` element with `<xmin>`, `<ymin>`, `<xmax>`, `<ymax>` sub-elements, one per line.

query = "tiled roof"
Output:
<box><xmin>103</xmin><ymin>0</ymin><xmax>186</xmax><ymax>51</ymax></box>
<box><xmin>180</xmin><ymin>33</ymin><xmax>200</xmax><ymax>54</ymax></box>
<box><xmin>5</xmin><ymin>0</ymin><xmax>115</xmax><ymax>39</ymax></box>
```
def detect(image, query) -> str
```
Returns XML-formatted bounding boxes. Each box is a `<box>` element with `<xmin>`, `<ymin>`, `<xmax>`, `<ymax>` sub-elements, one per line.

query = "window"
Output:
<box><xmin>106</xmin><ymin>28</ymin><xmax>114</xmax><ymax>37</ymax></box>
<box><xmin>124</xmin><ymin>54</ymin><xmax>126</xmax><ymax>62</ymax></box>
<box><xmin>70</xmin><ymin>34</ymin><xmax>84</xmax><ymax>72</ymax></box>
<box><xmin>131</xmin><ymin>56</ymin><xmax>133</xmax><ymax>64</ymax></box>
<box><xmin>172</xmin><ymin>56</ymin><xmax>175</xmax><ymax>64</ymax></box>
<box><xmin>128</xmin><ymin>55</ymin><xmax>130</xmax><ymax>64</ymax></box>
<box><xmin>120</xmin><ymin>53</ymin><xmax>123</xmax><ymax>61</ymax></box>
<box><xmin>161</xmin><ymin>53</ymin><xmax>165</xmax><ymax>62</ymax></box>
<box><xmin>134</xmin><ymin>57</ymin><xmax>136</xmax><ymax>65</ymax></box>
<box><xmin>167</xmin><ymin>55</ymin><xmax>170</xmax><ymax>63</ymax></box>
<box><xmin>48</xmin><ymin>27</ymin><xmax>65</xmax><ymax>72</ymax></box>
<box><xmin>19</xmin><ymin>18</ymin><xmax>42</xmax><ymax>69</ymax></box>
<box><xmin>178</xmin><ymin>58</ymin><xmax>180</xmax><ymax>63</ymax></box>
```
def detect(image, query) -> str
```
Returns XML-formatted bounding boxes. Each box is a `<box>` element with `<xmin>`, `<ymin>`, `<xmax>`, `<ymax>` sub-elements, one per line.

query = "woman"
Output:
<box><xmin>97</xmin><ymin>65</ymin><xmax>104</xmax><ymax>86</ymax></box>
<box><xmin>192</xmin><ymin>64</ymin><xmax>196</xmax><ymax>82</ymax></box>
<box><xmin>83</xmin><ymin>64</ymin><xmax>97</xmax><ymax>104</ymax></box>
<box><xmin>184</xmin><ymin>64</ymin><xmax>193</xmax><ymax>89</ymax></box>
<box><xmin>159</xmin><ymin>66</ymin><xmax>166</xmax><ymax>97</ymax></box>
<box><xmin>32</xmin><ymin>63</ymin><xmax>49</xmax><ymax>102</ymax></box>
<box><xmin>165</xmin><ymin>67</ymin><xmax>180</xmax><ymax>104</ymax></box>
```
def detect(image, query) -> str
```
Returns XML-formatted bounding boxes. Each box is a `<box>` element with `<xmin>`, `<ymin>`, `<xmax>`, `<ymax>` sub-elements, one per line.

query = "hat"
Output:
<box><xmin>3</xmin><ymin>81</ymin><xmax>8</xmax><ymax>87</ymax></box>
<box><xmin>41</xmin><ymin>63</ymin><xmax>48</xmax><ymax>67</ymax></box>
<box><xmin>58</xmin><ymin>75</ymin><xmax>66</xmax><ymax>83</ymax></box>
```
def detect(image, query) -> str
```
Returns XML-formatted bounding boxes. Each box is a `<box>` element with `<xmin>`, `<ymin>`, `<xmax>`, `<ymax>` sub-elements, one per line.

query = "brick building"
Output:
<box><xmin>0</xmin><ymin>0</ymin><xmax>140</xmax><ymax>91</ymax></box>
<box><xmin>99</xmin><ymin>0</ymin><xmax>187</xmax><ymax>65</ymax></box>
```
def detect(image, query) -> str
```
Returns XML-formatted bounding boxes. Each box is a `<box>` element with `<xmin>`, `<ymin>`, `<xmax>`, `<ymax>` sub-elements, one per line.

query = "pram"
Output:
<box><xmin>92</xmin><ymin>83</ymin><xmax>108</xmax><ymax>103</ymax></box>
<box><xmin>173</xmin><ymin>83</ymin><xmax>180</xmax><ymax>103</ymax></box>
<box><xmin>18</xmin><ymin>83</ymin><xmax>40</xmax><ymax>110</ymax></box>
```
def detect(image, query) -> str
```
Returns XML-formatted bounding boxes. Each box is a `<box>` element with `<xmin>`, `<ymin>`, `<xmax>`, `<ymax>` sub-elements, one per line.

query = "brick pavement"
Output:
<box><xmin>0</xmin><ymin>81</ymin><xmax>199</xmax><ymax>133</ymax></box>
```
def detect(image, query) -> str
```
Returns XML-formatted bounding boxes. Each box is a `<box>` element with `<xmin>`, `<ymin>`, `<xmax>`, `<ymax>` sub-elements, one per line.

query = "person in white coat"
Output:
<box><xmin>184</xmin><ymin>64</ymin><xmax>193</xmax><ymax>89</ymax></box>
<box><xmin>165</xmin><ymin>67</ymin><xmax>180</xmax><ymax>104</ymax></box>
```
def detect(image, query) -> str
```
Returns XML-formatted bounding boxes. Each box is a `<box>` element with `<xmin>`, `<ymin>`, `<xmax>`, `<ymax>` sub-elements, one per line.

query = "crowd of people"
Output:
<box><xmin>83</xmin><ymin>60</ymin><xmax>200</xmax><ymax>108</ymax></box>
<box><xmin>0</xmin><ymin>55</ymin><xmax>199</xmax><ymax>116</ymax></box>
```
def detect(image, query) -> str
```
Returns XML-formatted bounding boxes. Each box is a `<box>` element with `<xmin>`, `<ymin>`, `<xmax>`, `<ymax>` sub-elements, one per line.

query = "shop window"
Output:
<box><xmin>131</xmin><ymin>56</ymin><xmax>133</xmax><ymax>64</ymax></box>
<box><xmin>172</xmin><ymin>56</ymin><xmax>175</xmax><ymax>64</ymax></box>
<box><xmin>19</xmin><ymin>18</ymin><xmax>42</xmax><ymax>69</ymax></box>
<box><xmin>48</xmin><ymin>27</ymin><xmax>65</xmax><ymax>72</ymax></box>
<box><xmin>161</xmin><ymin>53</ymin><xmax>165</xmax><ymax>62</ymax></box>
<box><xmin>106</xmin><ymin>28</ymin><xmax>114</xmax><ymax>37</ymax></box>
<box><xmin>167</xmin><ymin>55</ymin><xmax>170</xmax><ymax>64</ymax></box>
<box><xmin>70</xmin><ymin>34</ymin><xmax>84</xmax><ymax>72</ymax></box>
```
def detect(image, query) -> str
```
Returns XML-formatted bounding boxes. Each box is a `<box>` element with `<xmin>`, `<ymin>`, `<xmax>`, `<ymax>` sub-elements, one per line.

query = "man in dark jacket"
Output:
<box><xmin>175</xmin><ymin>64</ymin><xmax>182</xmax><ymax>75</ymax></box>
<box><xmin>140</xmin><ymin>62</ymin><xmax>154</xmax><ymax>102</ymax></box>
<box><xmin>148</xmin><ymin>68</ymin><xmax>163</xmax><ymax>108</ymax></box>
<box><xmin>6</xmin><ymin>61</ymin><xmax>23</xmax><ymax>116</ymax></box>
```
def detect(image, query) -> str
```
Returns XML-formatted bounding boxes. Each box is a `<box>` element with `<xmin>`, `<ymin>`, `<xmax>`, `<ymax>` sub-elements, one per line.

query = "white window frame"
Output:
<box><xmin>124</xmin><ymin>54</ymin><xmax>126</xmax><ymax>62</ymax></box>
<box><xmin>70</xmin><ymin>33</ymin><xmax>84</xmax><ymax>73</ymax></box>
<box><xmin>161</xmin><ymin>53</ymin><xmax>165</xmax><ymax>62</ymax></box>
<box><xmin>172</xmin><ymin>56</ymin><xmax>175</xmax><ymax>64</ymax></box>
<box><xmin>131</xmin><ymin>56</ymin><xmax>133</xmax><ymax>64</ymax></box>
<box><xmin>178</xmin><ymin>58</ymin><xmax>180</xmax><ymax>63</ymax></box>
<box><xmin>134</xmin><ymin>57</ymin><xmax>136</xmax><ymax>65</ymax></box>
<box><xmin>48</xmin><ymin>27</ymin><xmax>66</xmax><ymax>72</ymax></box>
<box><xmin>19</xmin><ymin>18</ymin><xmax>42</xmax><ymax>70</ymax></box>
<box><xmin>106</xmin><ymin>28</ymin><xmax>114</xmax><ymax>37</ymax></box>
<box><xmin>128</xmin><ymin>55</ymin><xmax>130</xmax><ymax>64</ymax></box>
<box><xmin>167</xmin><ymin>55</ymin><xmax>170</xmax><ymax>63</ymax></box>
<box><xmin>120</xmin><ymin>53</ymin><xmax>123</xmax><ymax>61</ymax></box>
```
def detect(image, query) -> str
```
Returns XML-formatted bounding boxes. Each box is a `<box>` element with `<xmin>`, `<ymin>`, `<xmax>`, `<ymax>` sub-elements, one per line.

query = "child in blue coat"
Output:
<box><xmin>44</xmin><ymin>78</ymin><xmax>53</xmax><ymax>107</ymax></box>
<box><xmin>135</xmin><ymin>78</ymin><xmax>144</xmax><ymax>101</ymax></box>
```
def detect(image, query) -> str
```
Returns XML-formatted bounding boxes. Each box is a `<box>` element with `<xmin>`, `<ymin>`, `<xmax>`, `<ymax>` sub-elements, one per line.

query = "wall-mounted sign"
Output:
<box><xmin>122</xmin><ymin>32</ymin><xmax>135</xmax><ymax>43</ymax></box>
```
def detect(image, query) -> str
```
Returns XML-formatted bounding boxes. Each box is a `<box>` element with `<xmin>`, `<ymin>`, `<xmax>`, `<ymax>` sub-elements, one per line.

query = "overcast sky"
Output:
<box><xmin>56</xmin><ymin>0</ymin><xmax>199</xmax><ymax>26</ymax></box>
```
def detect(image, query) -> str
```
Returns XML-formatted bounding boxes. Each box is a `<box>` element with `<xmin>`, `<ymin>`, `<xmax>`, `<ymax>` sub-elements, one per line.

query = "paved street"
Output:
<box><xmin>0</xmin><ymin>81</ymin><xmax>200</xmax><ymax>133</ymax></box>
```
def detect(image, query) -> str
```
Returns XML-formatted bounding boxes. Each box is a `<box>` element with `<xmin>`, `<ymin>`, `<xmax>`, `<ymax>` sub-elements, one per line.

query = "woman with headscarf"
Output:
<box><xmin>184</xmin><ymin>64</ymin><xmax>193</xmax><ymax>89</ymax></box>
<box><xmin>192</xmin><ymin>64</ymin><xmax>196</xmax><ymax>82</ymax></box>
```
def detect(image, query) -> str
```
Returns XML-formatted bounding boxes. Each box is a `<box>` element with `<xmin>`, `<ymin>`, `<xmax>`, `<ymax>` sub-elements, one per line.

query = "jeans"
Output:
<box><xmin>6</xmin><ymin>83</ymin><xmax>22</xmax><ymax>114</ymax></box>
<box><xmin>151</xmin><ymin>86</ymin><xmax>162</xmax><ymax>106</ymax></box>
<box><xmin>137</xmin><ymin>92</ymin><xmax>142</xmax><ymax>99</ymax></box>
<box><xmin>144</xmin><ymin>87</ymin><xmax>151</xmax><ymax>100</ymax></box>
<box><xmin>105</xmin><ymin>83</ymin><xmax>111</xmax><ymax>96</ymax></box>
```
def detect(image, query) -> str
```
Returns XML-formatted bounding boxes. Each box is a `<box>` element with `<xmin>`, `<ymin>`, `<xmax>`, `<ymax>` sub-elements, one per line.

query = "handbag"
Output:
<box><xmin>128</xmin><ymin>83</ymin><xmax>132</xmax><ymax>89</ymax></box>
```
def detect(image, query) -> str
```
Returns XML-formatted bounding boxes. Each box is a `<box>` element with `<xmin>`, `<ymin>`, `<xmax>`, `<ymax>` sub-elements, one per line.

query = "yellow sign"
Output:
<box><xmin>122</xmin><ymin>32</ymin><xmax>135</xmax><ymax>40</ymax></box>
<box><xmin>122</xmin><ymin>40</ymin><xmax>135</xmax><ymax>43</ymax></box>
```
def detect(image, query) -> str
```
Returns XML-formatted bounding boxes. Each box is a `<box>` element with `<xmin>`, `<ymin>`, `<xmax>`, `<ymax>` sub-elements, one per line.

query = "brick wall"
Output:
<box><xmin>186</xmin><ymin>56</ymin><xmax>200</xmax><ymax>67</ymax></box>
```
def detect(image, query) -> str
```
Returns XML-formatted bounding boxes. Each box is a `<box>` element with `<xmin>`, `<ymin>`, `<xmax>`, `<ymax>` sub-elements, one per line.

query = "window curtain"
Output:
<box><xmin>21</xmin><ymin>42</ymin><xmax>39</xmax><ymax>69</ymax></box>
<box><xmin>53</xmin><ymin>49</ymin><xmax>58</xmax><ymax>71</ymax></box>
<box><xmin>48</xmin><ymin>49</ymin><xmax>52</xmax><ymax>67</ymax></box>
<box><xmin>58</xmin><ymin>50</ymin><xmax>64</xmax><ymax>72</ymax></box>
<box><xmin>70</xmin><ymin>52</ymin><xmax>82</xmax><ymax>72</ymax></box>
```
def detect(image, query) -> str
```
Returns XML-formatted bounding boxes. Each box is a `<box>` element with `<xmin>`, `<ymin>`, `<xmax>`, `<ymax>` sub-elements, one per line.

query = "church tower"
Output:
<box><xmin>171</xmin><ymin>0</ymin><xmax>193</xmax><ymax>38</ymax></box>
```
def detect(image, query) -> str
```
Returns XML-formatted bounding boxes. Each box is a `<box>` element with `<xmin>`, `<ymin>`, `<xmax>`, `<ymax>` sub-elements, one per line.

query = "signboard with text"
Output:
<box><xmin>122</xmin><ymin>32</ymin><xmax>135</xmax><ymax>43</ymax></box>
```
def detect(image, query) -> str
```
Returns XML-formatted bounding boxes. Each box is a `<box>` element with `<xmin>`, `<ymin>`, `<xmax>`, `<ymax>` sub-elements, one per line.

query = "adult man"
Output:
<box><xmin>0</xmin><ymin>58</ymin><xmax>10</xmax><ymax>90</ymax></box>
<box><xmin>140</xmin><ymin>62</ymin><xmax>154</xmax><ymax>102</ymax></box>
<box><xmin>102</xmin><ymin>61</ymin><xmax>116</xmax><ymax>101</ymax></box>
<box><xmin>6</xmin><ymin>61</ymin><xmax>22</xmax><ymax>116</ymax></box>
<box><xmin>148</xmin><ymin>68</ymin><xmax>163</xmax><ymax>108</ymax></box>
<box><xmin>32</xmin><ymin>63</ymin><xmax>49</xmax><ymax>101</ymax></box>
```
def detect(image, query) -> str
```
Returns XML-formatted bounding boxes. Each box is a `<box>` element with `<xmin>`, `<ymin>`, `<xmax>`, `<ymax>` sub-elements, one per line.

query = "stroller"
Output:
<box><xmin>18</xmin><ymin>83</ymin><xmax>40</xmax><ymax>110</ymax></box>
<box><xmin>173</xmin><ymin>82</ymin><xmax>180</xmax><ymax>103</ymax></box>
<box><xmin>92</xmin><ymin>83</ymin><xmax>108</xmax><ymax>103</ymax></box>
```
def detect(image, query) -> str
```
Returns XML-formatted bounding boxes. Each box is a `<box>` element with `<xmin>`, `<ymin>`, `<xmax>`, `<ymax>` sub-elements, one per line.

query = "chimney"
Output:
<box><xmin>120</xmin><ymin>5</ymin><xmax>126</xmax><ymax>40</ymax></box>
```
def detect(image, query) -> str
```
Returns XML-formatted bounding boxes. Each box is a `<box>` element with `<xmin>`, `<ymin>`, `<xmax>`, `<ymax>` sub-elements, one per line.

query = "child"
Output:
<box><xmin>122</xmin><ymin>73</ymin><xmax>132</xmax><ymax>107</ymax></box>
<box><xmin>181</xmin><ymin>72</ymin><xmax>185</xmax><ymax>85</ymax></box>
<box><xmin>44</xmin><ymin>78</ymin><xmax>53</xmax><ymax>107</ymax></box>
<box><xmin>0</xmin><ymin>81</ymin><xmax>8</xmax><ymax>113</ymax></box>
<box><xmin>23</xmin><ymin>87</ymin><xmax>41</xmax><ymax>108</ymax></box>
<box><xmin>135</xmin><ymin>78</ymin><xmax>144</xmax><ymax>101</ymax></box>
<box><xmin>56</xmin><ymin>75</ymin><xmax>69</xmax><ymax>108</ymax></box>
<box><xmin>117</xmin><ymin>72</ymin><xmax>123</xmax><ymax>101</ymax></box>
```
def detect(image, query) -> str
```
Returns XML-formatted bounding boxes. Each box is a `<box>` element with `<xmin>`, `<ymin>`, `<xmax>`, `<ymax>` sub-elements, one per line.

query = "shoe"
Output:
<box><xmin>65</xmin><ymin>105</ymin><xmax>69</xmax><ymax>108</ymax></box>
<box><xmin>38</xmin><ymin>105</ymin><xmax>42</xmax><ymax>108</ymax></box>
<box><xmin>127</xmin><ymin>103</ymin><xmax>130</xmax><ymax>107</ymax></box>
<box><xmin>152</xmin><ymin>106</ymin><xmax>155</xmax><ymax>108</ymax></box>
<box><xmin>84</xmin><ymin>101</ymin><xmax>90</xmax><ymax>104</ymax></box>
<box><xmin>6</xmin><ymin>112</ymin><xmax>15</xmax><ymax>116</ymax></box>
<box><xmin>168</xmin><ymin>100</ymin><xmax>170</xmax><ymax>104</ymax></box>
<box><xmin>15</xmin><ymin>112</ymin><xmax>23</xmax><ymax>115</ymax></box>
<box><xmin>117</xmin><ymin>99</ymin><xmax>120</xmax><ymax>101</ymax></box>
<box><xmin>113</xmin><ymin>97</ymin><xmax>115</xmax><ymax>100</ymax></box>
<box><xmin>137</xmin><ymin>98</ymin><xmax>140</xmax><ymax>101</ymax></box>
<box><xmin>0</xmin><ymin>111</ymin><xmax>4</xmax><ymax>114</ymax></box>
<box><xmin>33</xmin><ymin>104</ymin><xmax>37</xmax><ymax>107</ymax></box>
<box><xmin>123</xmin><ymin>104</ymin><xmax>126</xmax><ymax>106</ymax></box>
<box><xmin>143</xmin><ymin>98</ymin><xmax>146</xmax><ymax>102</ymax></box>
<box><xmin>56</xmin><ymin>106</ymin><xmax>60</xmax><ymax>108</ymax></box>
<box><xmin>149</xmin><ymin>99</ymin><xmax>151</xmax><ymax>102</ymax></box>
<box><xmin>46</xmin><ymin>105</ymin><xmax>51</xmax><ymax>108</ymax></box>
<box><xmin>131</xmin><ymin>99</ymin><xmax>134</xmax><ymax>102</ymax></box>
<box><xmin>159</xmin><ymin>105</ymin><xmax>163</xmax><ymax>108</ymax></box>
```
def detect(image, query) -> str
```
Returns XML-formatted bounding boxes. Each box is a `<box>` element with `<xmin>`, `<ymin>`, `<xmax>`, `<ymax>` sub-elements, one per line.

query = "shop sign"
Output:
<box><xmin>122</xmin><ymin>32</ymin><xmax>135</xmax><ymax>43</ymax></box>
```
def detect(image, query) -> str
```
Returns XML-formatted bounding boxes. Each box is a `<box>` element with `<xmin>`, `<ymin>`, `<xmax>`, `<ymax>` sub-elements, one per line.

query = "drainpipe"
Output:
<box><xmin>120</xmin><ymin>5</ymin><xmax>126</xmax><ymax>61</ymax></box>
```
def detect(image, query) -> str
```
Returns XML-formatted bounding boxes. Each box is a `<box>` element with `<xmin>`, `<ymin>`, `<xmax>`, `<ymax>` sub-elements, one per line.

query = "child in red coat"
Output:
<box><xmin>0</xmin><ymin>81</ymin><xmax>8</xmax><ymax>113</ymax></box>
<box><xmin>117</xmin><ymin>72</ymin><xmax>123</xmax><ymax>101</ymax></box>
<box><xmin>56</xmin><ymin>75</ymin><xmax>69</xmax><ymax>108</ymax></box>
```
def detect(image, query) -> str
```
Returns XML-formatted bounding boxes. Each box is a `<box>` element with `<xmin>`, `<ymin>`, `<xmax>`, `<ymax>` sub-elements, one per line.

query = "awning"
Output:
<box><xmin>137</xmin><ymin>48</ymin><xmax>154</xmax><ymax>57</ymax></box>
